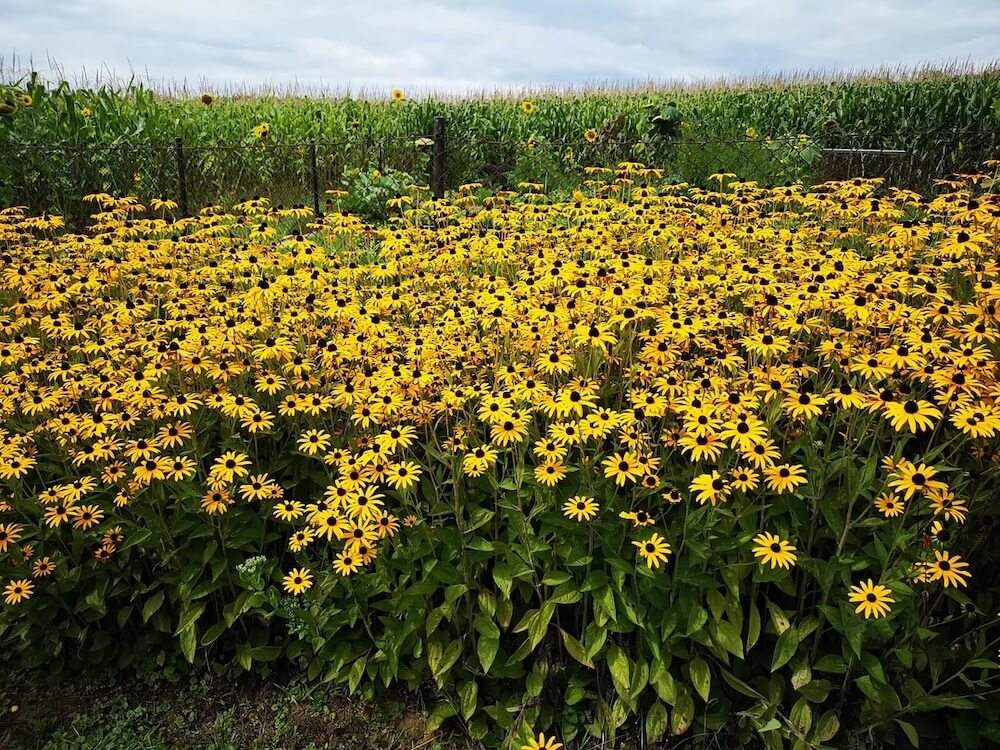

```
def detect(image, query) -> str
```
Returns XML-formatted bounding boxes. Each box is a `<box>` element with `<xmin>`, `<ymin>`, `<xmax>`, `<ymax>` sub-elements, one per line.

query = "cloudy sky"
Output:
<box><xmin>4</xmin><ymin>0</ymin><xmax>999</xmax><ymax>94</ymax></box>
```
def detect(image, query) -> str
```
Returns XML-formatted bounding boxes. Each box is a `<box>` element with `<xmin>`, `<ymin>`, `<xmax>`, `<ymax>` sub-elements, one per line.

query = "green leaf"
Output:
<box><xmin>201</xmin><ymin>620</ymin><xmax>227</xmax><ymax>646</ymax></box>
<box><xmin>478</xmin><ymin>636</ymin><xmax>499</xmax><ymax>673</ymax></box>
<box><xmin>142</xmin><ymin>591</ymin><xmax>165</xmax><ymax>624</ymax></box>
<box><xmin>431</xmin><ymin>639</ymin><xmax>463</xmax><ymax>686</ymax></box>
<box><xmin>690</xmin><ymin>657</ymin><xmax>711</xmax><ymax>702</ymax></box>
<box><xmin>710</xmin><ymin>619</ymin><xmax>744</xmax><ymax>659</ymax></box>
<box><xmin>790</xmin><ymin>697</ymin><xmax>812</xmax><ymax>735</ymax></box>
<box><xmin>606</xmin><ymin>645</ymin><xmax>632</xmax><ymax>701</ymax></box>
<box><xmin>814</xmin><ymin>710</ymin><xmax>841</xmax><ymax>742</ymax></box>
<box><xmin>896</xmin><ymin>719</ymin><xmax>919</xmax><ymax>747</ymax></box>
<box><xmin>747</xmin><ymin>602</ymin><xmax>762</xmax><ymax>652</ymax></box>
<box><xmin>175</xmin><ymin>602</ymin><xmax>207</xmax><ymax>635</ymax></box>
<box><xmin>671</xmin><ymin>688</ymin><xmax>695</xmax><ymax>736</ymax></box>
<box><xmin>813</xmin><ymin>654</ymin><xmax>847</xmax><ymax>673</ymax></box>
<box><xmin>426</xmin><ymin>701</ymin><xmax>457</xmax><ymax>732</ymax></box>
<box><xmin>474</xmin><ymin>613</ymin><xmax>500</xmax><ymax>640</ymax></box>
<box><xmin>558</xmin><ymin>627</ymin><xmax>595</xmax><ymax>669</ymax></box>
<box><xmin>179</xmin><ymin>626</ymin><xmax>197</xmax><ymax>664</ymax></box>
<box><xmin>459</xmin><ymin>680</ymin><xmax>478</xmax><ymax>721</ymax></box>
<box><xmin>646</xmin><ymin>700</ymin><xmax>668</xmax><ymax>743</ymax></box>
<box><xmin>529</xmin><ymin>601</ymin><xmax>555</xmax><ymax>649</ymax></box>
<box><xmin>771</xmin><ymin>625</ymin><xmax>800</xmax><ymax>672</ymax></box>
<box><xmin>236</xmin><ymin>644</ymin><xmax>252</xmax><ymax>672</ymax></box>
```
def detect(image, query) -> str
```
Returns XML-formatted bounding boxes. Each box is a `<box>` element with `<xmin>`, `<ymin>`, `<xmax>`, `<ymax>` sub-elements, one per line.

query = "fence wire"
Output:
<box><xmin>1</xmin><ymin>128</ymin><xmax>997</xmax><ymax>228</ymax></box>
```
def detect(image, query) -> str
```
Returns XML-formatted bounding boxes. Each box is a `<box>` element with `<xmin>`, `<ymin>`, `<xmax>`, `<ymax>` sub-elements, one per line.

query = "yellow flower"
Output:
<box><xmin>632</xmin><ymin>533</ymin><xmax>672</xmax><ymax>569</ymax></box>
<box><xmin>848</xmin><ymin>579</ymin><xmax>895</xmax><ymax>619</ymax></box>
<box><xmin>926</xmin><ymin>550</ymin><xmax>972</xmax><ymax>588</ymax></box>
<box><xmin>583</xmin><ymin>129</ymin><xmax>598</xmax><ymax>143</ymax></box>
<box><xmin>391</xmin><ymin>88</ymin><xmax>405</xmax><ymax>102</ymax></box>
<box><xmin>282</xmin><ymin>568</ymin><xmax>313</xmax><ymax>595</ymax></box>
<box><xmin>751</xmin><ymin>532</ymin><xmax>797</xmax><ymax>569</ymax></box>
<box><xmin>520</xmin><ymin>99</ymin><xmax>535</xmax><ymax>114</ymax></box>
<box><xmin>522</xmin><ymin>733</ymin><xmax>562</xmax><ymax>750</ymax></box>
<box><xmin>563</xmin><ymin>496</ymin><xmax>599</xmax><ymax>521</ymax></box>
<box><xmin>533</xmin><ymin>460</ymin><xmax>566</xmax><ymax>486</ymax></box>
<box><xmin>3</xmin><ymin>579</ymin><xmax>33</xmax><ymax>606</ymax></box>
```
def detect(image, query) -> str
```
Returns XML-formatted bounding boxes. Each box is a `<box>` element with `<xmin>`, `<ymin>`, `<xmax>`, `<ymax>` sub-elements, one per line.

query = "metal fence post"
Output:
<box><xmin>431</xmin><ymin>116</ymin><xmax>446</xmax><ymax>199</ymax></box>
<box><xmin>308</xmin><ymin>140</ymin><xmax>320</xmax><ymax>216</ymax></box>
<box><xmin>173</xmin><ymin>137</ymin><xmax>189</xmax><ymax>217</ymax></box>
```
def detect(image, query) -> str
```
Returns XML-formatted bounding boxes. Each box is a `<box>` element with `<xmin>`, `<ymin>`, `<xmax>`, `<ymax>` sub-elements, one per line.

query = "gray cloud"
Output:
<box><xmin>3</xmin><ymin>0</ymin><xmax>998</xmax><ymax>93</ymax></box>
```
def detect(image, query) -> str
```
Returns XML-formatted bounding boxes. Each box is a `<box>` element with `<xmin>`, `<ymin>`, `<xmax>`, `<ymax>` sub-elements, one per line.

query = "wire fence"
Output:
<box><xmin>1</xmin><ymin>123</ymin><xmax>997</xmax><ymax>228</ymax></box>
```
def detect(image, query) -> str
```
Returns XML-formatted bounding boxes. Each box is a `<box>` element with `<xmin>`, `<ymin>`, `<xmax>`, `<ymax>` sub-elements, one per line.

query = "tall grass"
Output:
<box><xmin>1</xmin><ymin>62</ymin><xmax>998</xmax><ymax>221</ymax></box>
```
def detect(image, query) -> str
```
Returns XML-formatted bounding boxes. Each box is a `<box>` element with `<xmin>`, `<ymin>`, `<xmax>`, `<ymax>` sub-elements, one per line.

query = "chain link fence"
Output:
<box><xmin>1</xmin><ymin>125</ymin><xmax>997</xmax><ymax>228</ymax></box>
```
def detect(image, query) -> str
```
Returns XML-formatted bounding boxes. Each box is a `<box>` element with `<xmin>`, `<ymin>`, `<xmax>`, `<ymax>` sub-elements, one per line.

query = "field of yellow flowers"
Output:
<box><xmin>1</xmin><ymin>166</ymin><xmax>1000</xmax><ymax>749</ymax></box>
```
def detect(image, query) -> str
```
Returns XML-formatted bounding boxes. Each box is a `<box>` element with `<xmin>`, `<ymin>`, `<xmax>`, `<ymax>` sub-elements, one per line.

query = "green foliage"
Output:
<box><xmin>2</xmin><ymin>68</ymin><xmax>1000</xmax><ymax>220</ymax></box>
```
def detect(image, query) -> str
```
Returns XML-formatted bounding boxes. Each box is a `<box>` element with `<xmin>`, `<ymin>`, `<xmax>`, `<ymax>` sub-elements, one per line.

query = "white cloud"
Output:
<box><xmin>3</xmin><ymin>0</ymin><xmax>998</xmax><ymax>94</ymax></box>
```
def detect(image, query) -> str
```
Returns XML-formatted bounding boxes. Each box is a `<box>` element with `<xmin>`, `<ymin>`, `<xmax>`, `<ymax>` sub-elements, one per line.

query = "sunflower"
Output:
<box><xmin>751</xmin><ymin>532</ymin><xmax>797</xmax><ymax>569</ymax></box>
<box><xmin>584</xmin><ymin>129</ymin><xmax>598</xmax><ymax>143</ymax></box>
<box><xmin>632</xmin><ymin>533</ymin><xmax>672</xmax><ymax>569</ymax></box>
<box><xmin>520</xmin><ymin>99</ymin><xmax>535</xmax><ymax>114</ymax></box>
<box><xmin>282</xmin><ymin>567</ymin><xmax>313</xmax><ymax>595</ymax></box>
<box><xmin>391</xmin><ymin>88</ymin><xmax>405</xmax><ymax>102</ymax></box>
<box><xmin>563</xmin><ymin>496</ymin><xmax>599</xmax><ymax>522</ymax></box>
<box><xmin>201</xmin><ymin>93</ymin><xmax>215</xmax><ymax>105</ymax></box>
<box><xmin>848</xmin><ymin>579</ymin><xmax>895</xmax><ymax>619</ymax></box>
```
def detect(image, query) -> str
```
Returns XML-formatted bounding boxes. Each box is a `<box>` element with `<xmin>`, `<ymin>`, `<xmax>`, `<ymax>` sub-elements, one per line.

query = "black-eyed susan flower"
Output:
<box><xmin>563</xmin><ymin>496</ymin><xmax>599</xmax><ymax>522</ymax></box>
<box><xmin>632</xmin><ymin>533</ymin><xmax>672</xmax><ymax>569</ymax></box>
<box><xmin>888</xmin><ymin>460</ymin><xmax>947</xmax><ymax>500</ymax></box>
<box><xmin>751</xmin><ymin>532</ymin><xmax>798</xmax><ymax>569</ymax></box>
<box><xmin>926</xmin><ymin>550</ymin><xmax>972</xmax><ymax>588</ymax></box>
<box><xmin>282</xmin><ymin>568</ymin><xmax>313</xmax><ymax>595</ymax></box>
<box><xmin>602</xmin><ymin>451</ymin><xmax>643</xmax><ymax>486</ymax></box>
<box><xmin>848</xmin><ymin>579</ymin><xmax>895</xmax><ymax>619</ymax></box>
<box><xmin>333</xmin><ymin>549</ymin><xmax>361</xmax><ymax>576</ymax></box>
<box><xmin>3</xmin><ymin>579</ymin><xmax>33</xmax><ymax>605</ymax></box>
<box><xmin>521</xmin><ymin>733</ymin><xmax>562</xmax><ymax>750</ymax></box>
<box><xmin>763</xmin><ymin>464</ymin><xmax>808</xmax><ymax>494</ymax></box>
<box><xmin>874</xmin><ymin>492</ymin><xmax>905</xmax><ymax>518</ymax></box>
<box><xmin>690</xmin><ymin>471</ymin><xmax>729</xmax><ymax>506</ymax></box>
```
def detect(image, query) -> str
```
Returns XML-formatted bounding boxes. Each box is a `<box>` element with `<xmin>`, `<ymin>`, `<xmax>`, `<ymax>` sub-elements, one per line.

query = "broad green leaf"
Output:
<box><xmin>771</xmin><ymin>626</ymin><xmax>800</xmax><ymax>672</ymax></box>
<box><xmin>558</xmin><ymin>627</ymin><xmax>595</xmax><ymax>668</ymax></box>
<box><xmin>478</xmin><ymin>636</ymin><xmax>499</xmax><ymax>673</ymax></box>
<box><xmin>142</xmin><ymin>591</ymin><xmax>165</xmax><ymax>624</ymax></box>
<box><xmin>690</xmin><ymin>657</ymin><xmax>711</xmax><ymax>702</ymax></box>
<box><xmin>646</xmin><ymin>700</ymin><xmax>668</xmax><ymax>743</ymax></box>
